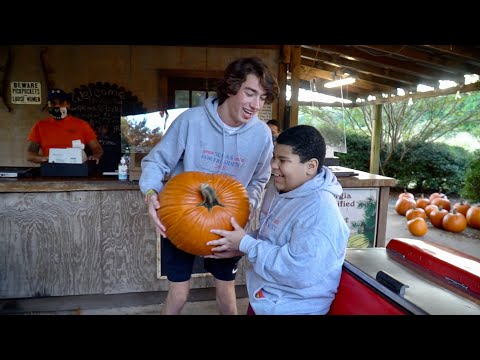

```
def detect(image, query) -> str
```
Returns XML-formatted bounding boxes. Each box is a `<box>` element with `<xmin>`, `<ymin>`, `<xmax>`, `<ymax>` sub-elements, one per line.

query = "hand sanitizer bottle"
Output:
<box><xmin>118</xmin><ymin>156</ymin><xmax>128</xmax><ymax>181</ymax></box>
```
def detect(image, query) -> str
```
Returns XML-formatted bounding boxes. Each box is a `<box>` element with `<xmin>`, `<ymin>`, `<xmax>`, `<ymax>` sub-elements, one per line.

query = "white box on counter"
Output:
<box><xmin>49</xmin><ymin>148</ymin><xmax>87</xmax><ymax>164</ymax></box>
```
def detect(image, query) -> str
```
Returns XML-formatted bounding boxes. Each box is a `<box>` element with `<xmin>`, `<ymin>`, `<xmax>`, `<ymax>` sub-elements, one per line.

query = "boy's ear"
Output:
<box><xmin>306</xmin><ymin>158</ymin><xmax>319</xmax><ymax>175</ymax></box>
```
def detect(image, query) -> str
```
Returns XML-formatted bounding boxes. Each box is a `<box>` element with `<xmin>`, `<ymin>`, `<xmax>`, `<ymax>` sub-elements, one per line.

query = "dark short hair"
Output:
<box><xmin>276</xmin><ymin>125</ymin><xmax>326</xmax><ymax>171</ymax></box>
<box><xmin>216</xmin><ymin>57</ymin><xmax>279</xmax><ymax>105</ymax></box>
<box><xmin>266</xmin><ymin>119</ymin><xmax>282</xmax><ymax>130</ymax></box>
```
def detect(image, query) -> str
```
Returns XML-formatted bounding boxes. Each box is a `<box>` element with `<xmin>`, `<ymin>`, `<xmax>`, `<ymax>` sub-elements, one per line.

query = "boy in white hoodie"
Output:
<box><xmin>208</xmin><ymin>125</ymin><xmax>350</xmax><ymax>315</ymax></box>
<box><xmin>140</xmin><ymin>57</ymin><xmax>279</xmax><ymax>315</ymax></box>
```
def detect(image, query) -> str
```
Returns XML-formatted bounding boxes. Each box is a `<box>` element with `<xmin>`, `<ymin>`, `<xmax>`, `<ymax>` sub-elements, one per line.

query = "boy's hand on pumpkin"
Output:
<box><xmin>146</xmin><ymin>194</ymin><xmax>167</xmax><ymax>236</ymax></box>
<box><xmin>208</xmin><ymin>217</ymin><xmax>245</xmax><ymax>252</ymax></box>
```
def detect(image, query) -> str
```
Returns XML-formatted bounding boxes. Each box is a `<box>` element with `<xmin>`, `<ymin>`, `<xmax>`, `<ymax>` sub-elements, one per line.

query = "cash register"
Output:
<box><xmin>40</xmin><ymin>140</ymin><xmax>95</xmax><ymax>177</ymax></box>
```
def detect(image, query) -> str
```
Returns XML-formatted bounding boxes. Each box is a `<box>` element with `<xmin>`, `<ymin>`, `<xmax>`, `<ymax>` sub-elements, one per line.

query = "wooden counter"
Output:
<box><xmin>0</xmin><ymin>176</ymin><xmax>138</xmax><ymax>193</ymax></box>
<box><xmin>0</xmin><ymin>167</ymin><xmax>396</xmax><ymax>300</ymax></box>
<box><xmin>0</xmin><ymin>175</ymin><xmax>224</xmax><ymax>299</ymax></box>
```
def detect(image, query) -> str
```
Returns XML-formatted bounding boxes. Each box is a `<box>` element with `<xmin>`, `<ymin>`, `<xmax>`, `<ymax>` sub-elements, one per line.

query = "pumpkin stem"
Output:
<box><xmin>199</xmin><ymin>183</ymin><xmax>224</xmax><ymax>211</ymax></box>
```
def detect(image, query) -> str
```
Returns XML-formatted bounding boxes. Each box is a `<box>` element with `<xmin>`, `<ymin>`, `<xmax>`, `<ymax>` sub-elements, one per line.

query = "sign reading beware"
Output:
<box><xmin>11</xmin><ymin>82</ymin><xmax>42</xmax><ymax>104</ymax></box>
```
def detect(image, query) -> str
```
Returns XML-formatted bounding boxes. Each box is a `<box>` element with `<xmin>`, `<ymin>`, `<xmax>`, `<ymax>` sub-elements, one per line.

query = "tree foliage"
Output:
<box><xmin>300</xmin><ymin>90</ymin><xmax>480</xmax><ymax>172</ymax></box>
<box><xmin>121</xmin><ymin>116</ymin><xmax>163</xmax><ymax>152</ymax></box>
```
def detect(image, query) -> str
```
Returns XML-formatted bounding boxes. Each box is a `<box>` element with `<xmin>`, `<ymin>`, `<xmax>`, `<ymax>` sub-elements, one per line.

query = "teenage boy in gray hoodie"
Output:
<box><xmin>140</xmin><ymin>57</ymin><xmax>279</xmax><ymax>315</ymax></box>
<box><xmin>207</xmin><ymin>125</ymin><xmax>350</xmax><ymax>315</ymax></box>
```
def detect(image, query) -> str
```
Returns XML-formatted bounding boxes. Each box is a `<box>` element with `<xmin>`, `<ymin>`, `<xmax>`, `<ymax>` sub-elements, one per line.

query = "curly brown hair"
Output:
<box><xmin>216</xmin><ymin>57</ymin><xmax>279</xmax><ymax>106</ymax></box>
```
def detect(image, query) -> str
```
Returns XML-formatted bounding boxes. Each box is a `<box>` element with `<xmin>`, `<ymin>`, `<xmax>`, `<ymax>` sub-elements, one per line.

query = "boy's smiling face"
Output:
<box><xmin>271</xmin><ymin>143</ymin><xmax>318</xmax><ymax>193</ymax></box>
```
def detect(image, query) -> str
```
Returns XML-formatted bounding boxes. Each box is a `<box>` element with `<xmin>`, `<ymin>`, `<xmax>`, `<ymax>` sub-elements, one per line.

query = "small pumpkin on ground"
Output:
<box><xmin>406</xmin><ymin>207</ymin><xmax>427</xmax><ymax>221</ymax></box>
<box><xmin>431</xmin><ymin>196</ymin><xmax>451</xmax><ymax>212</ymax></box>
<box><xmin>395</xmin><ymin>197</ymin><xmax>416</xmax><ymax>216</ymax></box>
<box><xmin>398</xmin><ymin>189</ymin><xmax>414</xmax><ymax>200</ymax></box>
<box><xmin>424</xmin><ymin>204</ymin><xmax>439</xmax><ymax>218</ymax></box>
<box><xmin>158</xmin><ymin>171</ymin><xmax>250</xmax><ymax>256</ymax></box>
<box><xmin>442</xmin><ymin>209</ymin><xmax>467</xmax><ymax>233</ymax></box>
<box><xmin>452</xmin><ymin>199</ymin><xmax>471</xmax><ymax>217</ymax></box>
<box><xmin>466</xmin><ymin>206</ymin><xmax>480</xmax><ymax>229</ymax></box>
<box><xmin>429</xmin><ymin>207</ymin><xmax>449</xmax><ymax>229</ymax></box>
<box><xmin>407</xmin><ymin>217</ymin><xmax>428</xmax><ymax>237</ymax></box>
<box><xmin>416</xmin><ymin>194</ymin><xmax>430</xmax><ymax>210</ymax></box>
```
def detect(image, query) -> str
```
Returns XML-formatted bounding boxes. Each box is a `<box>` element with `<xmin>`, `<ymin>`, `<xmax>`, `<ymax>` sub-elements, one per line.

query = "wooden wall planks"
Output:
<box><xmin>0</xmin><ymin>189</ymin><xmax>247</xmax><ymax>299</ymax></box>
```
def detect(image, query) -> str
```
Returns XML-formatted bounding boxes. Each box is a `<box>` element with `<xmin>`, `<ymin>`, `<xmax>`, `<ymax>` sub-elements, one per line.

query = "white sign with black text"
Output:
<box><xmin>10</xmin><ymin>81</ymin><xmax>42</xmax><ymax>104</ymax></box>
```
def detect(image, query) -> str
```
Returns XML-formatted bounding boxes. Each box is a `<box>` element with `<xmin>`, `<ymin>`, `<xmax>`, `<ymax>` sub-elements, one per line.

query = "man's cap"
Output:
<box><xmin>47</xmin><ymin>88</ymin><xmax>68</xmax><ymax>102</ymax></box>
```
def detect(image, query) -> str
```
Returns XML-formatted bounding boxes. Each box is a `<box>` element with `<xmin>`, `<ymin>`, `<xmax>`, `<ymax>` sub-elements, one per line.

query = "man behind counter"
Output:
<box><xmin>27</xmin><ymin>88</ymin><xmax>104</xmax><ymax>164</ymax></box>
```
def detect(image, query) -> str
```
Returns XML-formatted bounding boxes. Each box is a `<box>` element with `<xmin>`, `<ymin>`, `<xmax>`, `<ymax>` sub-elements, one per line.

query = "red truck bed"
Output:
<box><xmin>329</xmin><ymin>238</ymin><xmax>480</xmax><ymax>315</ymax></box>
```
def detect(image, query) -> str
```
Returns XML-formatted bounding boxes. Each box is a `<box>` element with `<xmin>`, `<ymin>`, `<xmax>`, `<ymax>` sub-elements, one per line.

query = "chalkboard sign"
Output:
<box><xmin>69</xmin><ymin>82</ymin><xmax>146</xmax><ymax>172</ymax></box>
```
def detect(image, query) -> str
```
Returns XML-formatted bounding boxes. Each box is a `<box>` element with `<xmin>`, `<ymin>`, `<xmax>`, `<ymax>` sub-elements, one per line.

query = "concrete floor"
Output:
<box><xmin>74</xmin><ymin>297</ymin><xmax>250</xmax><ymax>315</ymax></box>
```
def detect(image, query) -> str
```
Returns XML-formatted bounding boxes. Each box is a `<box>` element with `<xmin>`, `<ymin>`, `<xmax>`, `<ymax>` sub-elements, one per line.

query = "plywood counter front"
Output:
<box><xmin>0</xmin><ymin>176</ymin><xmax>224</xmax><ymax>299</ymax></box>
<box><xmin>0</xmin><ymin>168</ymin><xmax>395</xmax><ymax>300</ymax></box>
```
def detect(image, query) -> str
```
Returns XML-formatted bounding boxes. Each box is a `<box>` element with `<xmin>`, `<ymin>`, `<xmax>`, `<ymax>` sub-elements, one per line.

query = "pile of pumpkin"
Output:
<box><xmin>395</xmin><ymin>190</ymin><xmax>480</xmax><ymax>237</ymax></box>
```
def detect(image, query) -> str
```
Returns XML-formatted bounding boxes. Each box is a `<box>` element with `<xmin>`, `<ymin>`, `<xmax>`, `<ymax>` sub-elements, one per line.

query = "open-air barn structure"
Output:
<box><xmin>0</xmin><ymin>44</ymin><xmax>479</xmax><ymax>313</ymax></box>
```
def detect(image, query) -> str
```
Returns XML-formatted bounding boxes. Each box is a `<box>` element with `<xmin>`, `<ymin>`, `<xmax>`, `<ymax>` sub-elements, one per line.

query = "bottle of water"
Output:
<box><xmin>118</xmin><ymin>156</ymin><xmax>129</xmax><ymax>181</ymax></box>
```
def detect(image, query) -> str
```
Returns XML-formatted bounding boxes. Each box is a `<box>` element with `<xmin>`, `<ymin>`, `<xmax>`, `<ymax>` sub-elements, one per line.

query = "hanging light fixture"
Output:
<box><xmin>324</xmin><ymin>76</ymin><xmax>356</xmax><ymax>88</ymax></box>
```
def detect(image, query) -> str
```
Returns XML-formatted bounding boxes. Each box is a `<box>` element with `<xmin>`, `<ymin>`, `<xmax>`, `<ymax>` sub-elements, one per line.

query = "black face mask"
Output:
<box><xmin>48</xmin><ymin>107</ymin><xmax>67</xmax><ymax>120</ymax></box>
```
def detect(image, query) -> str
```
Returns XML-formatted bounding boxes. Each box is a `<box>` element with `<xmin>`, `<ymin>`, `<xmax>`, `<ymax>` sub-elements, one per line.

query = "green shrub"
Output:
<box><xmin>338</xmin><ymin>134</ymin><xmax>473</xmax><ymax>195</ymax></box>
<box><xmin>461</xmin><ymin>150</ymin><xmax>480</xmax><ymax>203</ymax></box>
<box><xmin>384</xmin><ymin>141</ymin><xmax>472</xmax><ymax>194</ymax></box>
<box><xmin>336</xmin><ymin>131</ymin><xmax>370</xmax><ymax>172</ymax></box>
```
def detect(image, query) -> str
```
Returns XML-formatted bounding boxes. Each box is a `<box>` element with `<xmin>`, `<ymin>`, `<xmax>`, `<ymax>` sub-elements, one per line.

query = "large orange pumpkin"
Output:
<box><xmin>157</xmin><ymin>171</ymin><xmax>250</xmax><ymax>256</ymax></box>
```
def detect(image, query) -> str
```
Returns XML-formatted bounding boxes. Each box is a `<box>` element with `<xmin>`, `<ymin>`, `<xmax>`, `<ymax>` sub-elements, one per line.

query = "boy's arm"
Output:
<box><xmin>240</xmin><ymin>225</ymin><xmax>340</xmax><ymax>289</ymax></box>
<box><xmin>139</xmin><ymin>121</ymin><xmax>185</xmax><ymax>194</ymax></box>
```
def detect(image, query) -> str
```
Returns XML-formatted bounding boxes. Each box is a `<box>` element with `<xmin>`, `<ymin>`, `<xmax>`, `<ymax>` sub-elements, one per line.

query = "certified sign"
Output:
<box><xmin>11</xmin><ymin>82</ymin><xmax>42</xmax><ymax>104</ymax></box>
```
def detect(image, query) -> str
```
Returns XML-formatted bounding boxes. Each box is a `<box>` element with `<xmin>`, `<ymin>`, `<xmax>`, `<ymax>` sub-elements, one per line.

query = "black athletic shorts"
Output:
<box><xmin>162</xmin><ymin>237</ymin><xmax>241</xmax><ymax>282</ymax></box>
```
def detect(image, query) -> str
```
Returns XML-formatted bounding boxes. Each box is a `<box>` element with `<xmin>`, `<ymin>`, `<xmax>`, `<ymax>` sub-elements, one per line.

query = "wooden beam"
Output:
<box><xmin>302</xmin><ymin>48</ymin><xmax>431</xmax><ymax>87</ymax></box>
<box><xmin>289</xmin><ymin>45</ymin><xmax>302</xmax><ymax>127</ymax></box>
<box><xmin>298</xmin><ymin>65</ymin><xmax>376</xmax><ymax>92</ymax></box>
<box><xmin>157</xmin><ymin>69</ymin><xmax>224</xmax><ymax>78</ymax></box>
<box><xmin>358</xmin><ymin>45</ymin><xmax>480</xmax><ymax>75</ymax></box>
<box><xmin>282</xmin><ymin>45</ymin><xmax>292</xmax><ymax>64</ymax></box>
<box><xmin>301</xmin><ymin>58</ymin><xmax>405</xmax><ymax>91</ymax></box>
<box><xmin>304</xmin><ymin>45</ymin><xmax>465</xmax><ymax>83</ymax></box>
<box><xmin>369</xmin><ymin>104</ymin><xmax>382</xmax><ymax>174</ymax></box>
<box><xmin>298</xmin><ymin>65</ymin><xmax>333</xmax><ymax>81</ymax></box>
<box><xmin>358</xmin><ymin>81</ymin><xmax>480</xmax><ymax>106</ymax></box>
<box><xmin>424</xmin><ymin>45</ymin><xmax>480</xmax><ymax>66</ymax></box>
<box><xmin>157</xmin><ymin>74</ymin><xmax>168</xmax><ymax>110</ymax></box>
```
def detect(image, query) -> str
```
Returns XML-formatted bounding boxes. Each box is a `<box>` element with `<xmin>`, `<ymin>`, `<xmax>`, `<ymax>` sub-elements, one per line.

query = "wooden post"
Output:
<box><xmin>369</xmin><ymin>103</ymin><xmax>383</xmax><ymax>174</ymax></box>
<box><xmin>289</xmin><ymin>45</ymin><xmax>301</xmax><ymax>127</ymax></box>
<box><xmin>157</xmin><ymin>73</ymin><xmax>168</xmax><ymax>110</ymax></box>
<box><xmin>277</xmin><ymin>62</ymin><xmax>287</xmax><ymax>129</ymax></box>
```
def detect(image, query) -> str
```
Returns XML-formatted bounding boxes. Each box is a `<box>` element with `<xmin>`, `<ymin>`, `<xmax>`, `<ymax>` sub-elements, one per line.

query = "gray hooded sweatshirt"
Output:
<box><xmin>239</xmin><ymin>166</ymin><xmax>350</xmax><ymax>315</ymax></box>
<box><xmin>139</xmin><ymin>96</ymin><xmax>273</xmax><ymax>209</ymax></box>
